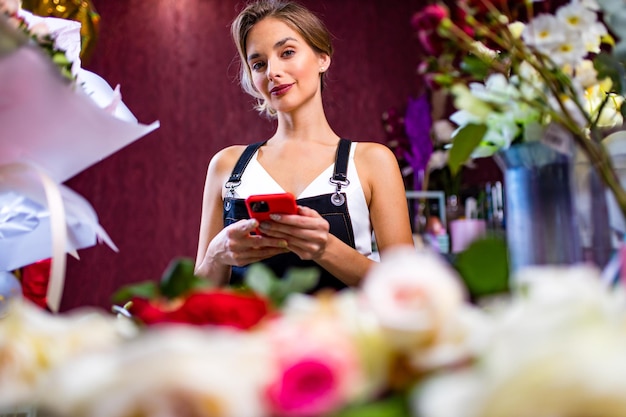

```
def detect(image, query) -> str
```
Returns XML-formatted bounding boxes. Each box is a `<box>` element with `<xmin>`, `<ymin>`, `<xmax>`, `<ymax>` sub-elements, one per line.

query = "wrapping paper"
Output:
<box><xmin>0</xmin><ymin>45</ymin><xmax>160</xmax><ymax>183</ymax></box>
<box><xmin>0</xmin><ymin>15</ymin><xmax>160</xmax><ymax>311</ymax></box>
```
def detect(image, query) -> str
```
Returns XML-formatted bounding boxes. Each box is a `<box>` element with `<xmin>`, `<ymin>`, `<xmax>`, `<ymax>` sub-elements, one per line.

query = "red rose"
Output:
<box><xmin>20</xmin><ymin>258</ymin><xmax>51</xmax><ymax>310</ymax></box>
<box><xmin>130</xmin><ymin>290</ymin><xmax>271</xmax><ymax>330</ymax></box>
<box><xmin>411</xmin><ymin>4</ymin><xmax>448</xmax><ymax>32</ymax></box>
<box><xmin>175</xmin><ymin>291</ymin><xmax>271</xmax><ymax>329</ymax></box>
<box><xmin>128</xmin><ymin>297</ymin><xmax>177</xmax><ymax>324</ymax></box>
<box><xmin>411</xmin><ymin>4</ymin><xmax>449</xmax><ymax>55</ymax></box>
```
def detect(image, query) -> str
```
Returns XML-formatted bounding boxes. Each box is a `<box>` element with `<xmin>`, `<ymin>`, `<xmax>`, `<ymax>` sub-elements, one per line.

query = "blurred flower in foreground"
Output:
<box><xmin>38</xmin><ymin>327</ymin><xmax>273</xmax><ymax>417</ymax></box>
<box><xmin>361</xmin><ymin>246</ymin><xmax>488</xmax><ymax>374</ymax></box>
<box><xmin>0</xmin><ymin>301</ymin><xmax>128</xmax><ymax>408</ymax></box>
<box><xmin>413</xmin><ymin>265</ymin><xmax>626</xmax><ymax>417</ymax></box>
<box><xmin>264</xmin><ymin>293</ymin><xmax>379</xmax><ymax>417</ymax></box>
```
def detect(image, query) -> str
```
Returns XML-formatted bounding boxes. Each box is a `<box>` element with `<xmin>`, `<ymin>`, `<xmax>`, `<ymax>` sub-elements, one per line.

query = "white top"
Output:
<box><xmin>231</xmin><ymin>142</ymin><xmax>376</xmax><ymax>259</ymax></box>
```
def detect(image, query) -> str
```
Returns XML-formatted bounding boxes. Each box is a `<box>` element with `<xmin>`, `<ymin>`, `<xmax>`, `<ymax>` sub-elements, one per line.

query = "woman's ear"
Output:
<box><xmin>318</xmin><ymin>54</ymin><xmax>331</xmax><ymax>73</ymax></box>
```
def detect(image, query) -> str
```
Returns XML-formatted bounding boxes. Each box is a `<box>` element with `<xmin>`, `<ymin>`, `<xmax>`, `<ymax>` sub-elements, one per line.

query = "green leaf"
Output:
<box><xmin>111</xmin><ymin>281</ymin><xmax>160</xmax><ymax>304</ymax></box>
<box><xmin>432</xmin><ymin>73</ymin><xmax>455</xmax><ymax>87</ymax></box>
<box><xmin>594</xmin><ymin>52</ymin><xmax>626</xmax><ymax>95</ymax></box>
<box><xmin>330</xmin><ymin>395</ymin><xmax>409</xmax><ymax>417</ymax></box>
<box><xmin>159</xmin><ymin>257</ymin><xmax>209</xmax><ymax>299</ymax></box>
<box><xmin>460</xmin><ymin>54</ymin><xmax>490</xmax><ymax>80</ymax></box>
<box><xmin>244</xmin><ymin>263</ymin><xmax>279</xmax><ymax>296</ymax></box>
<box><xmin>613</xmin><ymin>41</ymin><xmax>626</xmax><ymax>72</ymax></box>
<box><xmin>51</xmin><ymin>51</ymin><xmax>70</xmax><ymax>65</ymax></box>
<box><xmin>448</xmin><ymin>123</ymin><xmax>487</xmax><ymax>176</ymax></box>
<box><xmin>453</xmin><ymin>235</ymin><xmax>510</xmax><ymax>298</ymax></box>
<box><xmin>281</xmin><ymin>267</ymin><xmax>320</xmax><ymax>295</ymax></box>
<box><xmin>245</xmin><ymin>264</ymin><xmax>320</xmax><ymax>306</ymax></box>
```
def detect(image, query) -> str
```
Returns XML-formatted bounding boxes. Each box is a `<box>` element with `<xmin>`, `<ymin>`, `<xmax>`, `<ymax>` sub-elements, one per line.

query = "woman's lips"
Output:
<box><xmin>270</xmin><ymin>83</ymin><xmax>293</xmax><ymax>96</ymax></box>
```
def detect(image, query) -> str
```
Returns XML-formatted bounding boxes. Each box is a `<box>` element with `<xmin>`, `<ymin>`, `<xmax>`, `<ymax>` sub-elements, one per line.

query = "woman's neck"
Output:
<box><xmin>274</xmin><ymin>103</ymin><xmax>338</xmax><ymax>144</ymax></box>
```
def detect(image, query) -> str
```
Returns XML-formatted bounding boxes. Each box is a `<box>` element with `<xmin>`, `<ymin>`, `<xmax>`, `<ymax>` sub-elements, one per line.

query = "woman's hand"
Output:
<box><xmin>199</xmin><ymin>218</ymin><xmax>290</xmax><ymax>270</ymax></box>
<box><xmin>258</xmin><ymin>205</ymin><xmax>330</xmax><ymax>261</ymax></box>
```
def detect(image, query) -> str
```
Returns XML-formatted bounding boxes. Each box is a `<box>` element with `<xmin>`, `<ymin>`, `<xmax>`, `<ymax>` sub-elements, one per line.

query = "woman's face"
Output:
<box><xmin>245</xmin><ymin>17</ymin><xmax>329</xmax><ymax>114</ymax></box>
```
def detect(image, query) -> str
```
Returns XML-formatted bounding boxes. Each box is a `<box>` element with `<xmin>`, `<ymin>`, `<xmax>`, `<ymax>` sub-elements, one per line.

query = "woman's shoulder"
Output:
<box><xmin>212</xmin><ymin>144</ymin><xmax>248</xmax><ymax>161</ymax></box>
<box><xmin>207</xmin><ymin>144</ymin><xmax>249</xmax><ymax>176</ymax></box>
<box><xmin>353</xmin><ymin>141</ymin><xmax>397</xmax><ymax>165</ymax></box>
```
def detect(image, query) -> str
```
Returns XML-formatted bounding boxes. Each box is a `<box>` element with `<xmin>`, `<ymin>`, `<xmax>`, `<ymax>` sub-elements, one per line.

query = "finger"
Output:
<box><xmin>249</xmin><ymin>235</ymin><xmax>290</xmax><ymax>250</ymax></box>
<box><xmin>233</xmin><ymin>247</ymin><xmax>290</xmax><ymax>266</ymax></box>
<box><xmin>261</xmin><ymin>216</ymin><xmax>329</xmax><ymax>236</ymax></box>
<box><xmin>281</xmin><ymin>238</ymin><xmax>324</xmax><ymax>261</ymax></box>
<box><xmin>233</xmin><ymin>218</ymin><xmax>259</xmax><ymax>236</ymax></box>
<box><xmin>296</xmin><ymin>205</ymin><xmax>322</xmax><ymax>218</ymax></box>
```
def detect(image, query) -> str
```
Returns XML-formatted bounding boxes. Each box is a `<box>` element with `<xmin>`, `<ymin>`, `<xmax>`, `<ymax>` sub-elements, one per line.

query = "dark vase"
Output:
<box><xmin>495</xmin><ymin>141</ymin><xmax>583</xmax><ymax>274</ymax></box>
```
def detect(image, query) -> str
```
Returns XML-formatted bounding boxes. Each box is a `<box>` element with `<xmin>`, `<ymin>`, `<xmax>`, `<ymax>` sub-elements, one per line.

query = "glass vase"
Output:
<box><xmin>495</xmin><ymin>141</ymin><xmax>583</xmax><ymax>274</ymax></box>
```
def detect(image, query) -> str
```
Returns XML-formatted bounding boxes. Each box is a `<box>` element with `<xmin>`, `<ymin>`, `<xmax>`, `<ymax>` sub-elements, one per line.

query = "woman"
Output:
<box><xmin>195</xmin><ymin>0</ymin><xmax>413</xmax><ymax>290</ymax></box>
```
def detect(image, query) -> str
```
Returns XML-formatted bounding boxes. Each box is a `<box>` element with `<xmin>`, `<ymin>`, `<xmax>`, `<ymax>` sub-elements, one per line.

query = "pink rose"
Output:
<box><xmin>262</xmin><ymin>306</ymin><xmax>365</xmax><ymax>416</ymax></box>
<box><xmin>266</xmin><ymin>358</ymin><xmax>340</xmax><ymax>417</ymax></box>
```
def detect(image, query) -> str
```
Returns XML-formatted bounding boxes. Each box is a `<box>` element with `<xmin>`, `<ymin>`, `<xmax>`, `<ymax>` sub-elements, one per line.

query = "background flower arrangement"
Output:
<box><xmin>411</xmin><ymin>0</ymin><xmax>626</xmax><ymax>219</ymax></box>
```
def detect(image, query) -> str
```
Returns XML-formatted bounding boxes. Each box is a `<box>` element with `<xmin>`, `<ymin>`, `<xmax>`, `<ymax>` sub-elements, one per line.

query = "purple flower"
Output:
<box><xmin>403</xmin><ymin>94</ymin><xmax>433</xmax><ymax>189</ymax></box>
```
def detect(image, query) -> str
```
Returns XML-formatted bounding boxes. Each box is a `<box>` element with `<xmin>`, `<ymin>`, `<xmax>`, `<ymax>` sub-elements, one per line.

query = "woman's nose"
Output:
<box><xmin>266</xmin><ymin>58</ymin><xmax>281</xmax><ymax>80</ymax></box>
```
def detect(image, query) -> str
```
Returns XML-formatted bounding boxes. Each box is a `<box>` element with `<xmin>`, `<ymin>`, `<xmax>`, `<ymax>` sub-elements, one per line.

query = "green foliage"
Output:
<box><xmin>159</xmin><ymin>257</ymin><xmax>210</xmax><ymax>299</ymax></box>
<box><xmin>111</xmin><ymin>256</ymin><xmax>320</xmax><ymax>307</ymax></box>
<box><xmin>597</xmin><ymin>0</ymin><xmax>626</xmax><ymax>64</ymax></box>
<box><xmin>453</xmin><ymin>235</ymin><xmax>510</xmax><ymax>298</ymax></box>
<box><xmin>245</xmin><ymin>263</ymin><xmax>320</xmax><ymax>307</ymax></box>
<box><xmin>111</xmin><ymin>257</ymin><xmax>211</xmax><ymax>303</ymax></box>
<box><xmin>460</xmin><ymin>54</ymin><xmax>491</xmax><ymax>80</ymax></box>
<box><xmin>594</xmin><ymin>52</ymin><xmax>626</xmax><ymax>95</ymax></box>
<box><xmin>448</xmin><ymin>123</ymin><xmax>487</xmax><ymax>176</ymax></box>
<box><xmin>330</xmin><ymin>394</ymin><xmax>409</xmax><ymax>417</ymax></box>
<box><xmin>111</xmin><ymin>281</ymin><xmax>159</xmax><ymax>304</ymax></box>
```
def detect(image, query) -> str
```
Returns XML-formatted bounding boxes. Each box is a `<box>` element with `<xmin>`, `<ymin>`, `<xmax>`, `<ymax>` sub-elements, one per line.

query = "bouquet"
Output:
<box><xmin>0</xmin><ymin>2</ymin><xmax>160</xmax><ymax>311</ymax></box>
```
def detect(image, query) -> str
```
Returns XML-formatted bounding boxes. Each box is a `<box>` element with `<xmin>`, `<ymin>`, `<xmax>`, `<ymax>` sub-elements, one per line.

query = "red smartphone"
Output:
<box><xmin>245</xmin><ymin>193</ymin><xmax>298</xmax><ymax>228</ymax></box>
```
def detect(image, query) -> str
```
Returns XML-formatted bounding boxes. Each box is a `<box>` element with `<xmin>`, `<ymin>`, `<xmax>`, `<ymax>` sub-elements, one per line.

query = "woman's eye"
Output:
<box><xmin>282</xmin><ymin>49</ymin><xmax>295</xmax><ymax>58</ymax></box>
<box><xmin>251</xmin><ymin>61</ymin><xmax>265</xmax><ymax>71</ymax></box>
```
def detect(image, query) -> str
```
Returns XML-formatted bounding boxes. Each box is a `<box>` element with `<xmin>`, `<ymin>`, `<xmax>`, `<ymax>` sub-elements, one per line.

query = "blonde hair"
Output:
<box><xmin>231</xmin><ymin>0</ymin><xmax>333</xmax><ymax>118</ymax></box>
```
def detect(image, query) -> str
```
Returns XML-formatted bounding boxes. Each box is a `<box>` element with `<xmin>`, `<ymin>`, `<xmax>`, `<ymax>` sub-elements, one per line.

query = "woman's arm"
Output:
<box><xmin>194</xmin><ymin>146</ymin><xmax>290</xmax><ymax>285</ymax></box>
<box><xmin>358</xmin><ymin>142</ymin><xmax>414</xmax><ymax>254</ymax></box>
<box><xmin>318</xmin><ymin>142</ymin><xmax>414</xmax><ymax>283</ymax></box>
<box><xmin>194</xmin><ymin>147</ymin><xmax>239</xmax><ymax>285</ymax></box>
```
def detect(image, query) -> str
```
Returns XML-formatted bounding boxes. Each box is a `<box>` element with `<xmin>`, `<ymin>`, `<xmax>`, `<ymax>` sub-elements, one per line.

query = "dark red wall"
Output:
<box><xmin>62</xmin><ymin>0</ymin><xmax>425</xmax><ymax>311</ymax></box>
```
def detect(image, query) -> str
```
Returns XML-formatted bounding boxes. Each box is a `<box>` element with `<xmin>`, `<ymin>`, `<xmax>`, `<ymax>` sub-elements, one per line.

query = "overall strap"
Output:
<box><xmin>329</xmin><ymin>138</ymin><xmax>352</xmax><ymax>206</ymax></box>
<box><xmin>332</xmin><ymin>138</ymin><xmax>352</xmax><ymax>183</ymax></box>
<box><xmin>225</xmin><ymin>140</ymin><xmax>267</xmax><ymax>195</ymax></box>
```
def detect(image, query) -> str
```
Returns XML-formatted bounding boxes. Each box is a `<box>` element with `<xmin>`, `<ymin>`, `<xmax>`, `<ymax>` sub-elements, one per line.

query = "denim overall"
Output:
<box><xmin>223</xmin><ymin>138</ymin><xmax>356</xmax><ymax>292</ymax></box>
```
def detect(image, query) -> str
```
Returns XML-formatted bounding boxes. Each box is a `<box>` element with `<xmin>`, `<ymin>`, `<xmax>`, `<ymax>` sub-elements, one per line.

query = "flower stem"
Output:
<box><xmin>576</xmin><ymin>129</ymin><xmax>626</xmax><ymax>219</ymax></box>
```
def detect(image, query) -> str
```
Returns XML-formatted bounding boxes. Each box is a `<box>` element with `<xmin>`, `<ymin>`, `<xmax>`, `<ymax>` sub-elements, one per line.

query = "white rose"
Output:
<box><xmin>361</xmin><ymin>246</ymin><xmax>467</xmax><ymax>353</ymax></box>
<box><xmin>39</xmin><ymin>327</ymin><xmax>274</xmax><ymax>417</ymax></box>
<box><xmin>0</xmin><ymin>301</ymin><xmax>125</xmax><ymax>408</ymax></box>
